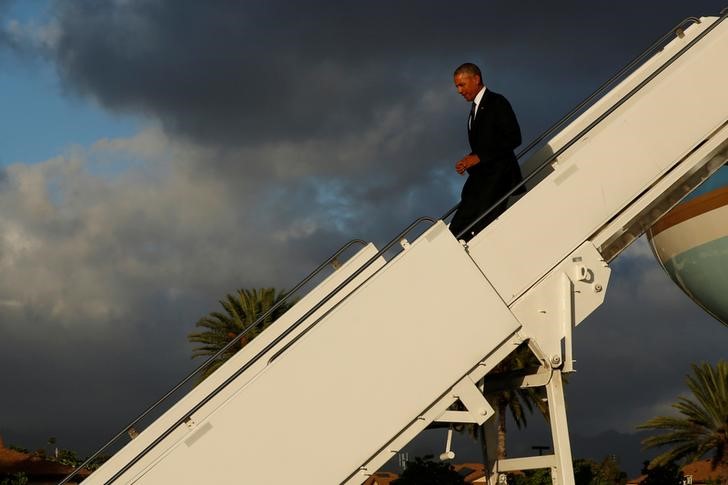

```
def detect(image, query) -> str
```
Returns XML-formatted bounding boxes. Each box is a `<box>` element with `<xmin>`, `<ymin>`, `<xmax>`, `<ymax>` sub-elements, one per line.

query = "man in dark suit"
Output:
<box><xmin>449</xmin><ymin>63</ymin><xmax>524</xmax><ymax>242</ymax></box>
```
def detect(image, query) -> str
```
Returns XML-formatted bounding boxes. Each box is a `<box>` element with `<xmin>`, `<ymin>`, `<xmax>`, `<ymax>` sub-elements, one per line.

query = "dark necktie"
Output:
<box><xmin>468</xmin><ymin>102</ymin><xmax>476</xmax><ymax>130</ymax></box>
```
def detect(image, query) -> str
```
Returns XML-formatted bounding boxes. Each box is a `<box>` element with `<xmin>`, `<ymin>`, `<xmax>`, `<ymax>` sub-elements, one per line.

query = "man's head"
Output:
<box><xmin>453</xmin><ymin>63</ymin><xmax>484</xmax><ymax>102</ymax></box>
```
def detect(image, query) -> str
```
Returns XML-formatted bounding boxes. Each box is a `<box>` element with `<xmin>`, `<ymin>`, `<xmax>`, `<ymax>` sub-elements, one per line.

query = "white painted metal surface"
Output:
<box><xmin>510</xmin><ymin>242</ymin><xmax>610</xmax><ymax>368</ymax></box>
<box><xmin>85</xmin><ymin>243</ymin><xmax>388</xmax><ymax>484</ymax></box>
<box><xmin>79</xmin><ymin>12</ymin><xmax>728</xmax><ymax>485</ymax></box>
<box><xmin>346</xmin><ymin>331</ymin><xmax>527</xmax><ymax>485</ymax></box>
<box><xmin>118</xmin><ymin>222</ymin><xmax>521</xmax><ymax>484</ymax></box>
<box><xmin>468</xmin><ymin>16</ymin><xmax>728</xmax><ymax>303</ymax></box>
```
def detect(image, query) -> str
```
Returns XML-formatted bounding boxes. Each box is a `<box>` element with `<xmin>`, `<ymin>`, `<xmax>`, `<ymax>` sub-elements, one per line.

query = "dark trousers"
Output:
<box><xmin>449</xmin><ymin>165</ymin><xmax>520</xmax><ymax>242</ymax></box>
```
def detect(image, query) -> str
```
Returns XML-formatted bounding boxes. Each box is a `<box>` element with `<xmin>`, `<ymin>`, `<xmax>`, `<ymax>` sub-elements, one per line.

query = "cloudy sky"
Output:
<box><xmin>1</xmin><ymin>0</ymin><xmax>726</xmax><ymax>477</ymax></box>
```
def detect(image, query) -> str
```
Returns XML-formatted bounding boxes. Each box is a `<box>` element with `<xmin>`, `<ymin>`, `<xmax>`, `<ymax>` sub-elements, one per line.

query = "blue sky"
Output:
<box><xmin>0</xmin><ymin>0</ymin><xmax>727</xmax><ymax>479</ymax></box>
<box><xmin>1</xmin><ymin>62</ymin><xmax>139</xmax><ymax>165</ymax></box>
<box><xmin>1</xmin><ymin>1</ymin><xmax>138</xmax><ymax>166</ymax></box>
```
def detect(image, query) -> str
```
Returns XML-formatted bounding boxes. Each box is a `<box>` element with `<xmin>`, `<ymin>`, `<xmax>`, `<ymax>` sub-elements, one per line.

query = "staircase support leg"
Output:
<box><xmin>546</xmin><ymin>370</ymin><xmax>575</xmax><ymax>485</ymax></box>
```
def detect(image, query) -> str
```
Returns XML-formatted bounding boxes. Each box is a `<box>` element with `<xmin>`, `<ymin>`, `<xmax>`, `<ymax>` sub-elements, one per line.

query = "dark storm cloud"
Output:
<box><xmin>36</xmin><ymin>0</ymin><xmax>726</xmax><ymax>228</ymax></box>
<box><xmin>46</xmin><ymin>0</ymin><xmax>723</xmax><ymax>151</ymax></box>
<box><xmin>568</xmin><ymin>243</ymin><xmax>728</xmax><ymax>433</ymax></box>
<box><xmin>4</xmin><ymin>0</ymin><xmax>724</xmax><ymax>189</ymax></box>
<box><xmin>1</xmin><ymin>0</ymin><xmax>727</xmax><ymax>470</ymax></box>
<box><xmin>51</xmin><ymin>0</ymin><xmax>444</xmax><ymax>146</ymax></box>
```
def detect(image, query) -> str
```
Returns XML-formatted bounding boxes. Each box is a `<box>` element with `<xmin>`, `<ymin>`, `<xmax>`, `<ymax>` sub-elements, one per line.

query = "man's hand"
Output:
<box><xmin>455</xmin><ymin>154</ymin><xmax>480</xmax><ymax>175</ymax></box>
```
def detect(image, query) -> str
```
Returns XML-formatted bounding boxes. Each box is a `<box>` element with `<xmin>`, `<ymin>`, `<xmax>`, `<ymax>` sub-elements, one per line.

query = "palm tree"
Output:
<box><xmin>464</xmin><ymin>344</ymin><xmax>549</xmax><ymax>460</ymax></box>
<box><xmin>486</xmin><ymin>344</ymin><xmax>549</xmax><ymax>459</ymax></box>
<box><xmin>638</xmin><ymin>360</ymin><xmax>728</xmax><ymax>469</ymax></box>
<box><xmin>187</xmin><ymin>288</ymin><xmax>294</xmax><ymax>382</ymax></box>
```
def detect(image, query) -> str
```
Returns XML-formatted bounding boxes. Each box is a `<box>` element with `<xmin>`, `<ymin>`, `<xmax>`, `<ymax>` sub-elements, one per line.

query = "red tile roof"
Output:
<box><xmin>628</xmin><ymin>459</ymin><xmax>728</xmax><ymax>485</ymax></box>
<box><xmin>362</xmin><ymin>463</ymin><xmax>487</xmax><ymax>484</ymax></box>
<box><xmin>363</xmin><ymin>471</ymin><xmax>399</xmax><ymax>484</ymax></box>
<box><xmin>681</xmin><ymin>459</ymin><xmax>728</xmax><ymax>483</ymax></box>
<box><xmin>453</xmin><ymin>462</ymin><xmax>486</xmax><ymax>483</ymax></box>
<box><xmin>0</xmin><ymin>436</ymin><xmax>91</xmax><ymax>480</ymax></box>
<box><xmin>626</xmin><ymin>474</ymin><xmax>646</xmax><ymax>485</ymax></box>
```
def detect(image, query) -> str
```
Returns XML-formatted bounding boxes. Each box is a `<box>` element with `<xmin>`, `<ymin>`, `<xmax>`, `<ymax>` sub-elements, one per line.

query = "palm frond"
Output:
<box><xmin>639</xmin><ymin>360</ymin><xmax>728</xmax><ymax>469</ymax></box>
<box><xmin>186</xmin><ymin>287</ymin><xmax>296</xmax><ymax>383</ymax></box>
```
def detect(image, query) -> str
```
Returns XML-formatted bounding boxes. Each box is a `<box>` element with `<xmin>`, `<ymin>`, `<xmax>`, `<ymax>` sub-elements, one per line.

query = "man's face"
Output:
<box><xmin>454</xmin><ymin>72</ymin><xmax>482</xmax><ymax>102</ymax></box>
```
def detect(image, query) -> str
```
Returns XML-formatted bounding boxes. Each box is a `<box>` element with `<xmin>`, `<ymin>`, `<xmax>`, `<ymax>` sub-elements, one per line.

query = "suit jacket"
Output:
<box><xmin>449</xmin><ymin>89</ymin><xmax>523</xmax><ymax>241</ymax></box>
<box><xmin>467</xmin><ymin>89</ymin><xmax>522</xmax><ymax>181</ymax></box>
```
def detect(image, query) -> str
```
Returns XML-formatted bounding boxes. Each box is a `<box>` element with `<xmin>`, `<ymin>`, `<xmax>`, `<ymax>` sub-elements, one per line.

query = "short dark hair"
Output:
<box><xmin>454</xmin><ymin>63</ymin><xmax>482</xmax><ymax>80</ymax></box>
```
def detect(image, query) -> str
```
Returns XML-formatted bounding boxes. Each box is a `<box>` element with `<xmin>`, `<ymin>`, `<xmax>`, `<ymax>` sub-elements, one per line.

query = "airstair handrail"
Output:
<box><xmin>59</xmin><ymin>237</ymin><xmax>367</xmax><ymax>484</ymax></box>
<box><xmin>62</xmin><ymin>216</ymin><xmax>436</xmax><ymax>484</ymax></box>
<box><xmin>441</xmin><ymin>16</ymin><xmax>704</xmax><ymax>222</ymax></box>
<box><xmin>455</xmin><ymin>11</ymin><xmax>727</xmax><ymax>240</ymax></box>
<box><xmin>98</xmin><ymin>216</ymin><xmax>436</xmax><ymax>484</ymax></box>
<box><xmin>61</xmin><ymin>11</ymin><xmax>725</xmax><ymax>484</ymax></box>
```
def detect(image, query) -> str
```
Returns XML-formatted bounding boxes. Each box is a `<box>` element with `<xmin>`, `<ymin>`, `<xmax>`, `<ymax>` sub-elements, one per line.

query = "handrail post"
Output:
<box><xmin>456</xmin><ymin>13</ymin><xmax>725</xmax><ymax>240</ymax></box>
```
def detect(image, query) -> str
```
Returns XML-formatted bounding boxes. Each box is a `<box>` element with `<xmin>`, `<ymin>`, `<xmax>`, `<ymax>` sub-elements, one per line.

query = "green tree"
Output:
<box><xmin>84</xmin><ymin>453</ymin><xmax>111</xmax><ymax>471</ymax></box>
<box><xmin>507</xmin><ymin>456</ymin><xmax>626</xmax><ymax>485</ymax></box>
<box><xmin>187</xmin><ymin>288</ymin><xmax>294</xmax><ymax>381</ymax></box>
<box><xmin>0</xmin><ymin>473</ymin><xmax>28</xmax><ymax>485</ymax></box>
<box><xmin>56</xmin><ymin>448</ymin><xmax>81</xmax><ymax>467</ymax></box>
<box><xmin>46</xmin><ymin>436</ymin><xmax>56</xmax><ymax>459</ymax></box>
<box><xmin>392</xmin><ymin>455</ymin><xmax>464</xmax><ymax>485</ymax></box>
<box><xmin>590</xmin><ymin>455</ymin><xmax>627</xmax><ymax>485</ymax></box>
<box><xmin>508</xmin><ymin>468</ymin><xmax>552</xmax><ymax>485</ymax></box>
<box><xmin>638</xmin><ymin>360</ymin><xmax>728</xmax><ymax>469</ymax></box>
<box><xmin>638</xmin><ymin>460</ymin><xmax>684</xmax><ymax>485</ymax></box>
<box><xmin>573</xmin><ymin>458</ymin><xmax>598</xmax><ymax>485</ymax></box>
<box><xmin>478</xmin><ymin>344</ymin><xmax>549</xmax><ymax>459</ymax></box>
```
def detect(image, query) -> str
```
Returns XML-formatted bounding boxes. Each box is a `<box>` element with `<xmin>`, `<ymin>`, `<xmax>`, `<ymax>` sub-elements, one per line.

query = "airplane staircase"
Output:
<box><xmin>62</xmin><ymin>9</ymin><xmax>728</xmax><ymax>485</ymax></box>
